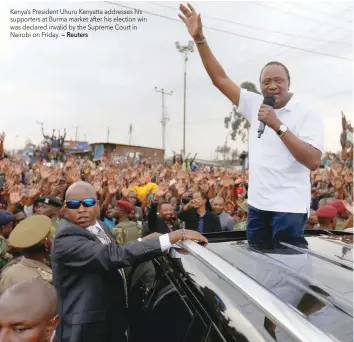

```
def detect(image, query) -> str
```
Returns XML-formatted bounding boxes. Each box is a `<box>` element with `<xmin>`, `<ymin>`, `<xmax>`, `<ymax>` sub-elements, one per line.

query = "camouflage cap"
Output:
<box><xmin>238</xmin><ymin>200</ymin><xmax>248</xmax><ymax>213</ymax></box>
<box><xmin>8</xmin><ymin>215</ymin><xmax>51</xmax><ymax>249</ymax></box>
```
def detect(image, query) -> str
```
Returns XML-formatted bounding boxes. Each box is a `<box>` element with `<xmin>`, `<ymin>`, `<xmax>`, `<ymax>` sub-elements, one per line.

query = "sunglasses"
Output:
<box><xmin>65</xmin><ymin>198</ymin><xmax>97</xmax><ymax>210</ymax></box>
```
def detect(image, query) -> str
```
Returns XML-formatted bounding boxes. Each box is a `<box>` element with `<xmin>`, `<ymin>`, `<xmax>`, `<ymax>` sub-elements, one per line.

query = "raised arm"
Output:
<box><xmin>42</xmin><ymin>127</ymin><xmax>50</xmax><ymax>140</ymax></box>
<box><xmin>0</xmin><ymin>133</ymin><xmax>5</xmax><ymax>156</ymax></box>
<box><xmin>53</xmin><ymin>231</ymin><xmax>163</xmax><ymax>273</ymax></box>
<box><xmin>179</xmin><ymin>3</ymin><xmax>241</xmax><ymax>105</ymax></box>
<box><xmin>190</xmin><ymin>153</ymin><xmax>197</xmax><ymax>165</ymax></box>
<box><xmin>53</xmin><ymin>227</ymin><xmax>208</xmax><ymax>273</ymax></box>
<box><xmin>61</xmin><ymin>128</ymin><xmax>67</xmax><ymax>144</ymax></box>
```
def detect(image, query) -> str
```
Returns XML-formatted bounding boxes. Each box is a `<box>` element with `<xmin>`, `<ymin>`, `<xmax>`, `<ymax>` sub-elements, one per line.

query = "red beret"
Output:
<box><xmin>327</xmin><ymin>200</ymin><xmax>346</xmax><ymax>214</ymax></box>
<box><xmin>316</xmin><ymin>205</ymin><xmax>337</xmax><ymax>219</ymax></box>
<box><xmin>116</xmin><ymin>200</ymin><xmax>134</xmax><ymax>214</ymax></box>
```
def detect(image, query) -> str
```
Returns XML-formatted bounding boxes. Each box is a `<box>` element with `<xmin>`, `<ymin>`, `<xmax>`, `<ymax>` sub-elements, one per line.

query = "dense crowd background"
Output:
<box><xmin>0</xmin><ymin>126</ymin><xmax>352</xmax><ymax>262</ymax></box>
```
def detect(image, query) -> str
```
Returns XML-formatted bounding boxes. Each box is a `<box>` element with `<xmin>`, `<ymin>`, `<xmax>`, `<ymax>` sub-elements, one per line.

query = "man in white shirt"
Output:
<box><xmin>51</xmin><ymin>181</ymin><xmax>207</xmax><ymax>342</ymax></box>
<box><xmin>179</xmin><ymin>3</ymin><xmax>324</xmax><ymax>248</ymax></box>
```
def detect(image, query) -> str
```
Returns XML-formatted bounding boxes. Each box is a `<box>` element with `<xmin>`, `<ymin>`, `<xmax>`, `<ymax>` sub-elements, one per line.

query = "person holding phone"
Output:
<box><xmin>178</xmin><ymin>191</ymin><xmax>221</xmax><ymax>233</ymax></box>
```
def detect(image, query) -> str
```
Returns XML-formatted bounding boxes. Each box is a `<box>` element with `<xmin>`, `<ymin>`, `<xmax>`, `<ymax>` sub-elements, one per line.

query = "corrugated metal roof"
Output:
<box><xmin>89</xmin><ymin>142</ymin><xmax>164</xmax><ymax>151</ymax></box>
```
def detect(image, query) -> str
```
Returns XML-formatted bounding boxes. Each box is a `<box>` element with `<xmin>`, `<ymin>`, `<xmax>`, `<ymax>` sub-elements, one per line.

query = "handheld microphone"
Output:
<box><xmin>257</xmin><ymin>96</ymin><xmax>276</xmax><ymax>138</ymax></box>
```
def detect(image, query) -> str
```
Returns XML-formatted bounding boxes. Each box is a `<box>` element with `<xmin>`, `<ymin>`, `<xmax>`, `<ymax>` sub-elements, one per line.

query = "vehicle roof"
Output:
<box><xmin>197</xmin><ymin>230</ymin><xmax>353</xmax><ymax>342</ymax></box>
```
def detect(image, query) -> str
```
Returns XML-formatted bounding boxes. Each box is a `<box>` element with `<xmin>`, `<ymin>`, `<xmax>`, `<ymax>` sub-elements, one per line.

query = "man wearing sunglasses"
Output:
<box><xmin>51</xmin><ymin>181</ymin><xmax>207</xmax><ymax>342</ymax></box>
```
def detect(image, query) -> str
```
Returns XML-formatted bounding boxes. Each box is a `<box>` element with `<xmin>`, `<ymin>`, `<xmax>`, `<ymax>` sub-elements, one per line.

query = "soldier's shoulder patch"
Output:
<box><xmin>37</xmin><ymin>268</ymin><xmax>52</xmax><ymax>282</ymax></box>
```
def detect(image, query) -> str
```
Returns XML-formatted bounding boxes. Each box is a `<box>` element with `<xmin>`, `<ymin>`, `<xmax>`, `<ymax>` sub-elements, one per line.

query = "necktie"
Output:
<box><xmin>94</xmin><ymin>226</ymin><xmax>128</xmax><ymax>308</ymax></box>
<box><xmin>95</xmin><ymin>227</ymin><xmax>112</xmax><ymax>244</ymax></box>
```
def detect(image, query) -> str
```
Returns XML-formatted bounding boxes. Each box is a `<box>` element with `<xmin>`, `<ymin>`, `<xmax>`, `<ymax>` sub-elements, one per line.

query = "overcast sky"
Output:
<box><xmin>0</xmin><ymin>1</ymin><xmax>353</xmax><ymax>159</ymax></box>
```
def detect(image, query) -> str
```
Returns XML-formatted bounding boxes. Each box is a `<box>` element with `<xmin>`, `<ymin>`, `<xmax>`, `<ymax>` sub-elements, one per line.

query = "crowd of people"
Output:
<box><xmin>0</xmin><ymin>142</ymin><xmax>352</xmax><ymax>340</ymax></box>
<box><xmin>0</xmin><ymin>130</ymin><xmax>353</xmax><ymax>267</ymax></box>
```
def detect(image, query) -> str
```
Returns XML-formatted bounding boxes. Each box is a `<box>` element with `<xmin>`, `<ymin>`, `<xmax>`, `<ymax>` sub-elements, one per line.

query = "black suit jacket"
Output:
<box><xmin>147</xmin><ymin>201</ymin><xmax>180</xmax><ymax>234</ymax></box>
<box><xmin>178</xmin><ymin>208</ymin><xmax>221</xmax><ymax>233</ymax></box>
<box><xmin>51</xmin><ymin>219</ymin><xmax>162</xmax><ymax>342</ymax></box>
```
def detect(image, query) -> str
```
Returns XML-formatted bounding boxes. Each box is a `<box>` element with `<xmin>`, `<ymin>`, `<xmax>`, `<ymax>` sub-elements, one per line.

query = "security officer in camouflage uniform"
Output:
<box><xmin>0</xmin><ymin>215</ymin><xmax>53</xmax><ymax>294</ymax></box>
<box><xmin>35</xmin><ymin>196</ymin><xmax>62</xmax><ymax>238</ymax></box>
<box><xmin>0</xmin><ymin>210</ymin><xmax>14</xmax><ymax>269</ymax></box>
<box><xmin>111</xmin><ymin>200</ymin><xmax>143</xmax><ymax>278</ymax></box>
<box><xmin>112</xmin><ymin>200</ymin><xmax>142</xmax><ymax>245</ymax></box>
<box><xmin>234</xmin><ymin>200</ymin><xmax>248</xmax><ymax>231</ymax></box>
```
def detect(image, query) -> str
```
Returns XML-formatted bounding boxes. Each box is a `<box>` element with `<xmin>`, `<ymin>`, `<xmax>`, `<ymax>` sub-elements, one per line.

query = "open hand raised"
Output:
<box><xmin>178</xmin><ymin>3</ymin><xmax>204</xmax><ymax>41</ymax></box>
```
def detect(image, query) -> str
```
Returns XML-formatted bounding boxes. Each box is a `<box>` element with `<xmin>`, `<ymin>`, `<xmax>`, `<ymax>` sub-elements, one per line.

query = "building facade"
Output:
<box><xmin>89</xmin><ymin>143</ymin><xmax>165</xmax><ymax>164</ymax></box>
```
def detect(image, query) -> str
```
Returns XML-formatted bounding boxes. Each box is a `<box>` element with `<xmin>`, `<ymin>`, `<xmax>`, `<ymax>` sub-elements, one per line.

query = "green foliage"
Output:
<box><xmin>231</xmin><ymin>149</ymin><xmax>239</xmax><ymax>161</ymax></box>
<box><xmin>224</xmin><ymin>82</ymin><xmax>260</xmax><ymax>142</ymax></box>
<box><xmin>215</xmin><ymin>145</ymin><xmax>231</xmax><ymax>155</ymax></box>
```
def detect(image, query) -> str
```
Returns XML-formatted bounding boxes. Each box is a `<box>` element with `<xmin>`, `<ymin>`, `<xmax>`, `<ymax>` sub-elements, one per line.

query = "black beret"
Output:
<box><xmin>36</xmin><ymin>197</ymin><xmax>63</xmax><ymax>208</ymax></box>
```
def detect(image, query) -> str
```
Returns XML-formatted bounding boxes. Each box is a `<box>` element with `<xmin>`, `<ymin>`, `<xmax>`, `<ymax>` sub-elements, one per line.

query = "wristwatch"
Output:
<box><xmin>276</xmin><ymin>124</ymin><xmax>288</xmax><ymax>138</ymax></box>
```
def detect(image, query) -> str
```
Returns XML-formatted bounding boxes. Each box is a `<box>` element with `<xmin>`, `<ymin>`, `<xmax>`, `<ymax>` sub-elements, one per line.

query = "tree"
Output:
<box><xmin>231</xmin><ymin>149</ymin><xmax>239</xmax><ymax>162</ymax></box>
<box><xmin>216</xmin><ymin>145</ymin><xmax>231</xmax><ymax>161</ymax></box>
<box><xmin>224</xmin><ymin>82</ymin><xmax>260</xmax><ymax>142</ymax></box>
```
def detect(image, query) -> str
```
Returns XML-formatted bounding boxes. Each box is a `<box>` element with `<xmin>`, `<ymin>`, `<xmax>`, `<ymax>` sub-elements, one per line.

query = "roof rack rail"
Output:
<box><xmin>178</xmin><ymin>240</ymin><xmax>340</xmax><ymax>342</ymax></box>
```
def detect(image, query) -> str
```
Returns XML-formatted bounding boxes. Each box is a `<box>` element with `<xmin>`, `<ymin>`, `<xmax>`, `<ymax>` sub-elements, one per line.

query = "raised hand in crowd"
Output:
<box><xmin>108</xmin><ymin>179</ymin><xmax>120</xmax><ymax>196</ymax></box>
<box><xmin>93</xmin><ymin>178</ymin><xmax>102</xmax><ymax>195</ymax></box>
<box><xmin>28</xmin><ymin>183</ymin><xmax>41</xmax><ymax>199</ymax></box>
<box><xmin>40</xmin><ymin>165</ymin><xmax>50</xmax><ymax>180</ymax></box>
<box><xmin>9</xmin><ymin>185</ymin><xmax>22</xmax><ymax>205</ymax></box>
<box><xmin>48</xmin><ymin>167</ymin><xmax>61</xmax><ymax>184</ymax></box>
<box><xmin>154</xmin><ymin>183</ymin><xmax>169</xmax><ymax>199</ymax></box>
<box><xmin>176</xmin><ymin>183</ymin><xmax>187</xmax><ymax>197</ymax></box>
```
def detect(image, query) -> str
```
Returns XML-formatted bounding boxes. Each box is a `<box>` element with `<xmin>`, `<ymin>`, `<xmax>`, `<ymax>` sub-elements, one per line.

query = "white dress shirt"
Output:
<box><xmin>86</xmin><ymin>221</ymin><xmax>172</xmax><ymax>252</ymax></box>
<box><xmin>24</xmin><ymin>205</ymin><xmax>34</xmax><ymax>217</ymax></box>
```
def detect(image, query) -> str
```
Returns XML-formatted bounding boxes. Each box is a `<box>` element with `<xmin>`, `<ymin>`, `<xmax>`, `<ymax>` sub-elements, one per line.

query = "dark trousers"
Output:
<box><xmin>247</xmin><ymin>205</ymin><xmax>308</xmax><ymax>249</ymax></box>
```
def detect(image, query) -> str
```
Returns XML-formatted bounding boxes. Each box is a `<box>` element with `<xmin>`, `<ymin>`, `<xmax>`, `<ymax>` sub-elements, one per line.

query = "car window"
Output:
<box><xmin>149</xmin><ymin>286</ymin><xmax>192</xmax><ymax>342</ymax></box>
<box><xmin>142</xmin><ymin>258</ymin><xmax>208</xmax><ymax>342</ymax></box>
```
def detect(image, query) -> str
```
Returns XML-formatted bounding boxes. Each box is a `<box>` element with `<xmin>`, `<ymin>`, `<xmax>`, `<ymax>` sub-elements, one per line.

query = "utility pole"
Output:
<box><xmin>129</xmin><ymin>124</ymin><xmax>133</xmax><ymax>145</ymax></box>
<box><xmin>223</xmin><ymin>132</ymin><xmax>229</xmax><ymax>166</ymax></box>
<box><xmin>107</xmin><ymin>127</ymin><xmax>110</xmax><ymax>142</ymax></box>
<box><xmin>175</xmin><ymin>40</ymin><xmax>194</xmax><ymax>157</ymax></box>
<box><xmin>13</xmin><ymin>133</ymin><xmax>18</xmax><ymax>156</ymax></box>
<box><xmin>73</xmin><ymin>126</ymin><xmax>79</xmax><ymax>141</ymax></box>
<box><xmin>154</xmin><ymin>87</ymin><xmax>174</xmax><ymax>151</ymax></box>
<box><xmin>36</xmin><ymin>121</ymin><xmax>44</xmax><ymax>143</ymax></box>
